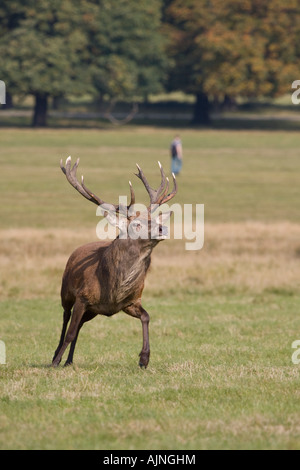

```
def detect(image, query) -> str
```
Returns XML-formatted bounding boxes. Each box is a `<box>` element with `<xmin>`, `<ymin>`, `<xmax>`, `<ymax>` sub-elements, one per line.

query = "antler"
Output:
<box><xmin>60</xmin><ymin>157</ymin><xmax>135</xmax><ymax>213</ymax></box>
<box><xmin>135</xmin><ymin>161</ymin><xmax>177</xmax><ymax>209</ymax></box>
<box><xmin>60</xmin><ymin>157</ymin><xmax>176</xmax><ymax>215</ymax></box>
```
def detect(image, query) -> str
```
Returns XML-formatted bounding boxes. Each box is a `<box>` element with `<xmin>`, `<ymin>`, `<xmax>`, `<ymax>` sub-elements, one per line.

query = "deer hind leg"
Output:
<box><xmin>51</xmin><ymin>299</ymin><xmax>86</xmax><ymax>367</ymax></box>
<box><xmin>123</xmin><ymin>303</ymin><xmax>150</xmax><ymax>368</ymax></box>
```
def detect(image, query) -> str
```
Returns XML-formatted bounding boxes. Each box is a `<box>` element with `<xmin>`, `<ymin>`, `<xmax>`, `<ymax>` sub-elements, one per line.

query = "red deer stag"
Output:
<box><xmin>52</xmin><ymin>157</ymin><xmax>177</xmax><ymax>368</ymax></box>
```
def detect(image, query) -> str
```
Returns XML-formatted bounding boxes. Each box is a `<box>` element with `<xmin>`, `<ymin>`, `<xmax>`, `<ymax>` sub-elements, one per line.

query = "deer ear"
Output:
<box><xmin>105</xmin><ymin>211</ymin><xmax>127</xmax><ymax>234</ymax></box>
<box><xmin>104</xmin><ymin>210</ymin><xmax>117</xmax><ymax>226</ymax></box>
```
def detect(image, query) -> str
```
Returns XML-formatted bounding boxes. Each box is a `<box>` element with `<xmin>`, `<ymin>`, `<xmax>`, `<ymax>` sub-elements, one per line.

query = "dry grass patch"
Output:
<box><xmin>1</xmin><ymin>222</ymin><xmax>300</xmax><ymax>300</ymax></box>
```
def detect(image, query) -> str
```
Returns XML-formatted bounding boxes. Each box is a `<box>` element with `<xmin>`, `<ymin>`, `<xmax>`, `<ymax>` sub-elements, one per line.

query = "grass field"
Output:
<box><xmin>0</xmin><ymin>125</ymin><xmax>300</xmax><ymax>449</ymax></box>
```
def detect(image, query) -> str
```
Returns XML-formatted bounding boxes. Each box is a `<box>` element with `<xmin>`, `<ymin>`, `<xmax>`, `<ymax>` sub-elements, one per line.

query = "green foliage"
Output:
<box><xmin>0</xmin><ymin>0</ymin><xmax>88</xmax><ymax>97</ymax></box>
<box><xmin>81</xmin><ymin>0</ymin><xmax>168</xmax><ymax>100</ymax></box>
<box><xmin>164</xmin><ymin>0</ymin><xmax>300</xmax><ymax>99</ymax></box>
<box><xmin>0</xmin><ymin>0</ymin><xmax>167</xmax><ymax>101</ymax></box>
<box><xmin>1</xmin><ymin>0</ymin><xmax>300</xmax><ymax>125</ymax></box>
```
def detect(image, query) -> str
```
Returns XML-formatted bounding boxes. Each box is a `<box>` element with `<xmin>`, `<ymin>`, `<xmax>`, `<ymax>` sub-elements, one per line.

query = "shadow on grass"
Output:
<box><xmin>1</xmin><ymin>107</ymin><xmax>300</xmax><ymax>131</ymax></box>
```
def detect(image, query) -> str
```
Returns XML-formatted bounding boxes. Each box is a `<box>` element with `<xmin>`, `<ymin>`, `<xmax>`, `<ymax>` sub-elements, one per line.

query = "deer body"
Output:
<box><xmin>62</xmin><ymin>238</ymin><xmax>153</xmax><ymax>316</ymax></box>
<box><xmin>52</xmin><ymin>157</ymin><xmax>177</xmax><ymax>368</ymax></box>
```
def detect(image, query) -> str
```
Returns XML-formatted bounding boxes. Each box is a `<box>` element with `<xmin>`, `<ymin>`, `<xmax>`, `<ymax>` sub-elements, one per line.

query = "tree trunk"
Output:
<box><xmin>4</xmin><ymin>92</ymin><xmax>13</xmax><ymax>109</ymax></box>
<box><xmin>192</xmin><ymin>91</ymin><xmax>211</xmax><ymax>125</ymax></box>
<box><xmin>32</xmin><ymin>93</ymin><xmax>48</xmax><ymax>127</ymax></box>
<box><xmin>222</xmin><ymin>94</ymin><xmax>237</xmax><ymax>111</ymax></box>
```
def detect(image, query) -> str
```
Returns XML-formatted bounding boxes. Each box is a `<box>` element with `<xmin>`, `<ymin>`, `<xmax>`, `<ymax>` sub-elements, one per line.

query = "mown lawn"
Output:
<box><xmin>1</xmin><ymin>294</ymin><xmax>299</xmax><ymax>450</ymax></box>
<box><xmin>0</xmin><ymin>125</ymin><xmax>300</xmax><ymax>449</ymax></box>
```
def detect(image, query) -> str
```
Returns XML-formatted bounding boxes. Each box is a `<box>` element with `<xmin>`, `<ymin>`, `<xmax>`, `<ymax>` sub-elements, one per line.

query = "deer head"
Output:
<box><xmin>60</xmin><ymin>156</ymin><xmax>177</xmax><ymax>243</ymax></box>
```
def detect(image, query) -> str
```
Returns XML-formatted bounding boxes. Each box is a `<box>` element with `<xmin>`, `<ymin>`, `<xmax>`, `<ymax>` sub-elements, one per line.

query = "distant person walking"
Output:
<box><xmin>170</xmin><ymin>135</ymin><xmax>183</xmax><ymax>175</ymax></box>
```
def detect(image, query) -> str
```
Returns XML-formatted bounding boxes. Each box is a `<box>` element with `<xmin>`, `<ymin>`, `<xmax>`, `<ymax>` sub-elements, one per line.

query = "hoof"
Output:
<box><xmin>64</xmin><ymin>361</ymin><xmax>73</xmax><ymax>367</ymax></box>
<box><xmin>138</xmin><ymin>352</ymin><xmax>149</xmax><ymax>369</ymax></box>
<box><xmin>51</xmin><ymin>354</ymin><xmax>61</xmax><ymax>368</ymax></box>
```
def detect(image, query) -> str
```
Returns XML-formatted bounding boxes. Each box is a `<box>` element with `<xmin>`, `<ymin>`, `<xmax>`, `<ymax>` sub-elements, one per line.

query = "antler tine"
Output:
<box><xmin>135</xmin><ymin>163</ymin><xmax>155</xmax><ymax>203</ymax></box>
<box><xmin>61</xmin><ymin>157</ymin><xmax>88</xmax><ymax>198</ymax></box>
<box><xmin>157</xmin><ymin>176</ymin><xmax>170</xmax><ymax>205</ymax></box>
<box><xmin>128</xmin><ymin>181</ymin><xmax>135</xmax><ymax>206</ymax></box>
<box><xmin>135</xmin><ymin>161</ymin><xmax>168</xmax><ymax>206</ymax></box>
<box><xmin>61</xmin><ymin>156</ymin><xmax>137</xmax><ymax>215</ymax></box>
<box><xmin>60</xmin><ymin>158</ymin><xmax>67</xmax><ymax>175</ymax></box>
<box><xmin>157</xmin><ymin>161</ymin><xmax>167</xmax><ymax>199</ymax></box>
<box><xmin>60</xmin><ymin>156</ymin><xmax>106</xmax><ymax>206</ymax></box>
<box><xmin>60</xmin><ymin>158</ymin><xmax>176</xmax><ymax>217</ymax></box>
<box><xmin>80</xmin><ymin>176</ymin><xmax>108</xmax><ymax>207</ymax></box>
<box><xmin>160</xmin><ymin>172</ymin><xmax>177</xmax><ymax>204</ymax></box>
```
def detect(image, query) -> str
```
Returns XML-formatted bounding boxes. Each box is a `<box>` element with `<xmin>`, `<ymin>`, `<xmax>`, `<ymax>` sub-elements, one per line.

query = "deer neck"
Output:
<box><xmin>109</xmin><ymin>237</ymin><xmax>154</xmax><ymax>269</ymax></box>
<box><xmin>99</xmin><ymin>237</ymin><xmax>155</xmax><ymax>306</ymax></box>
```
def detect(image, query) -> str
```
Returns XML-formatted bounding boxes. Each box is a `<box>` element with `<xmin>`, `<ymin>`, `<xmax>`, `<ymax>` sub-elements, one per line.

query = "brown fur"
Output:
<box><xmin>51</xmin><ymin>158</ymin><xmax>176</xmax><ymax>368</ymax></box>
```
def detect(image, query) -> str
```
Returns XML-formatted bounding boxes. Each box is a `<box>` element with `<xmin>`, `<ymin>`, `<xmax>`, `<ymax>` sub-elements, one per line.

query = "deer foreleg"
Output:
<box><xmin>52</xmin><ymin>308</ymin><xmax>71</xmax><ymax>364</ymax></box>
<box><xmin>123</xmin><ymin>303</ymin><xmax>150</xmax><ymax>368</ymax></box>
<box><xmin>64</xmin><ymin>311</ymin><xmax>97</xmax><ymax>366</ymax></box>
<box><xmin>52</xmin><ymin>299</ymin><xmax>86</xmax><ymax>367</ymax></box>
<box><xmin>139</xmin><ymin>309</ymin><xmax>150</xmax><ymax>368</ymax></box>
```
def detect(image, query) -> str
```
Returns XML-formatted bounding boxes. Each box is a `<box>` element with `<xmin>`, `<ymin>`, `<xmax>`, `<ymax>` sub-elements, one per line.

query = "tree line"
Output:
<box><xmin>0</xmin><ymin>0</ymin><xmax>299</xmax><ymax>126</ymax></box>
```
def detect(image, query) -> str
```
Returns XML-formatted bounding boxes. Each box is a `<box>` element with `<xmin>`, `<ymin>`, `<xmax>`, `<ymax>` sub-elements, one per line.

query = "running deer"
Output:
<box><xmin>52</xmin><ymin>157</ymin><xmax>177</xmax><ymax>368</ymax></box>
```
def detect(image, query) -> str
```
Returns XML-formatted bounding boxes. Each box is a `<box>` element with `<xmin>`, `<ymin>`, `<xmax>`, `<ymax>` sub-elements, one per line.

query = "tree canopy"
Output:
<box><xmin>0</xmin><ymin>0</ymin><xmax>167</xmax><ymax>125</ymax></box>
<box><xmin>1</xmin><ymin>0</ymin><xmax>300</xmax><ymax>125</ymax></box>
<box><xmin>81</xmin><ymin>0</ymin><xmax>168</xmax><ymax>101</ymax></box>
<box><xmin>163</xmin><ymin>0</ymin><xmax>300</xmax><ymax>123</ymax></box>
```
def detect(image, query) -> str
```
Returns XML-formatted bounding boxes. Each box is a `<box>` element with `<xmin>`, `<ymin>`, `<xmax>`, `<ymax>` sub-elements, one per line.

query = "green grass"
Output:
<box><xmin>0</xmin><ymin>126</ymin><xmax>300</xmax><ymax>228</ymax></box>
<box><xmin>1</xmin><ymin>294</ymin><xmax>300</xmax><ymax>450</ymax></box>
<box><xmin>0</xmin><ymin>124</ymin><xmax>300</xmax><ymax>449</ymax></box>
